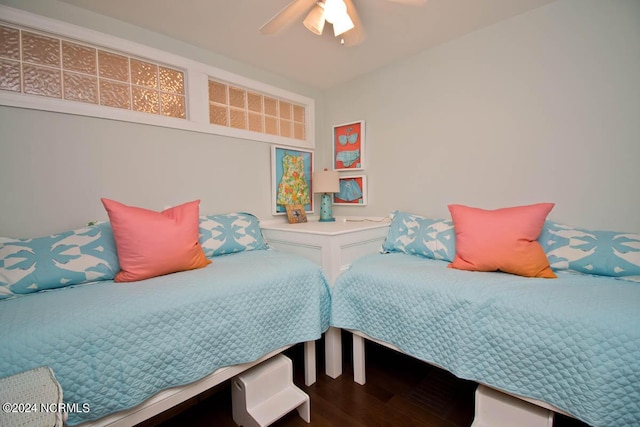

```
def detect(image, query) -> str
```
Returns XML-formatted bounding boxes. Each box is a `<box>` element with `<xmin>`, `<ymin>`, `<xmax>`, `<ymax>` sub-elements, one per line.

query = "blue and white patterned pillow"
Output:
<box><xmin>199</xmin><ymin>212</ymin><xmax>269</xmax><ymax>258</ymax></box>
<box><xmin>381</xmin><ymin>211</ymin><xmax>456</xmax><ymax>262</ymax></box>
<box><xmin>539</xmin><ymin>221</ymin><xmax>640</xmax><ymax>282</ymax></box>
<box><xmin>0</xmin><ymin>222</ymin><xmax>120</xmax><ymax>300</ymax></box>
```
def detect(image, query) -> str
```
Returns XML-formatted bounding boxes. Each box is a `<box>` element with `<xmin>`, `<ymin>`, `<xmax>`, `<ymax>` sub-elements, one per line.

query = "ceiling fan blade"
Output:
<box><xmin>260</xmin><ymin>0</ymin><xmax>318</xmax><ymax>35</ymax></box>
<box><xmin>383</xmin><ymin>0</ymin><xmax>428</xmax><ymax>5</ymax></box>
<box><xmin>341</xmin><ymin>0</ymin><xmax>366</xmax><ymax>46</ymax></box>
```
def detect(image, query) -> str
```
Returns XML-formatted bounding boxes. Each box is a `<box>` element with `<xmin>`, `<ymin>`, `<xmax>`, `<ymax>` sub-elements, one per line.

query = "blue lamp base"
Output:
<box><xmin>319</xmin><ymin>193</ymin><xmax>335</xmax><ymax>222</ymax></box>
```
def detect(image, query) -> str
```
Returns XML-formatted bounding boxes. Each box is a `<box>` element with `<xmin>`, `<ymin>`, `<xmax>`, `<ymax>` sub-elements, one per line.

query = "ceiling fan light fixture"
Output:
<box><xmin>303</xmin><ymin>3</ymin><xmax>326</xmax><ymax>35</ymax></box>
<box><xmin>332</xmin><ymin>12</ymin><xmax>354</xmax><ymax>37</ymax></box>
<box><xmin>323</xmin><ymin>0</ymin><xmax>347</xmax><ymax>24</ymax></box>
<box><xmin>322</xmin><ymin>0</ymin><xmax>354</xmax><ymax>37</ymax></box>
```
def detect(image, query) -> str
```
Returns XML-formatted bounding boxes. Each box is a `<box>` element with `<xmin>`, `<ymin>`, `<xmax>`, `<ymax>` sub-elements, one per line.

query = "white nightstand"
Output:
<box><xmin>261</xmin><ymin>216</ymin><xmax>390</xmax><ymax>379</ymax></box>
<box><xmin>261</xmin><ymin>216</ymin><xmax>390</xmax><ymax>284</ymax></box>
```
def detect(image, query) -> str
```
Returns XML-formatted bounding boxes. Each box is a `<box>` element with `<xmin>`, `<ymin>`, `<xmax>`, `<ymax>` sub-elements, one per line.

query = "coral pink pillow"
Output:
<box><xmin>448</xmin><ymin>203</ymin><xmax>556</xmax><ymax>278</ymax></box>
<box><xmin>101</xmin><ymin>198</ymin><xmax>211</xmax><ymax>282</ymax></box>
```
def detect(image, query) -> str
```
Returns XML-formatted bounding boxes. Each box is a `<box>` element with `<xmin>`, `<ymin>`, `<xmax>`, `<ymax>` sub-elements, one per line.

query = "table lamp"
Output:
<box><xmin>313</xmin><ymin>168</ymin><xmax>340</xmax><ymax>222</ymax></box>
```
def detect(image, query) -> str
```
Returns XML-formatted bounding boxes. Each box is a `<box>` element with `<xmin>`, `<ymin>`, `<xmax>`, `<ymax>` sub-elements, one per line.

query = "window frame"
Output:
<box><xmin>0</xmin><ymin>5</ymin><xmax>315</xmax><ymax>149</ymax></box>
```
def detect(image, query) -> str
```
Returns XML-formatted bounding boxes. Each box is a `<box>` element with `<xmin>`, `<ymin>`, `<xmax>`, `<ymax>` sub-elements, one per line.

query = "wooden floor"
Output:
<box><xmin>137</xmin><ymin>334</ymin><xmax>591</xmax><ymax>427</ymax></box>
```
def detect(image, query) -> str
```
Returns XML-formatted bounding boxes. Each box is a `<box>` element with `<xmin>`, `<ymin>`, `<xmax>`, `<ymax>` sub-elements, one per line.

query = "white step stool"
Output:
<box><xmin>232</xmin><ymin>354</ymin><xmax>310</xmax><ymax>427</ymax></box>
<box><xmin>471</xmin><ymin>385</ymin><xmax>554</xmax><ymax>427</ymax></box>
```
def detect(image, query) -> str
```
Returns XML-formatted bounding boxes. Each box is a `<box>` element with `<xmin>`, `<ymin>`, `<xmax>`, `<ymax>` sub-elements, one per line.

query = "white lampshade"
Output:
<box><xmin>303</xmin><ymin>4</ymin><xmax>326</xmax><ymax>35</ymax></box>
<box><xmin>313</xmin><ymin>169</ymin><xmax>340</xmax><ymax>193</ymax></box>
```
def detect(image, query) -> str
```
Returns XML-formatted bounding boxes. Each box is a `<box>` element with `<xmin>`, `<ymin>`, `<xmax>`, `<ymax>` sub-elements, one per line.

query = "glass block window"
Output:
<box><xmin>0</xmin><ymin>23</ymin><xmax>186</xmax><ymax>119</ymax></box>
<box><xmin>208</xmin><ymin>78</ymin><xmax>306</xmax><ymax>141</ymax></box>
<box><xmin>0</xmin><ymin>6</ymin><xmax>315</xmax><ymax>149</ymax></box>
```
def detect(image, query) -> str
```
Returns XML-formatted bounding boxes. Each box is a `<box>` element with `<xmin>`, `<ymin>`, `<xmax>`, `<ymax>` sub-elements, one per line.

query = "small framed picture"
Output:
<box><xmin>286</xmin><ymin>204</ymin><xmax>308</xmax><ymax>223</ymax></box>
<box><xmin>334</xmin><ymin>175</ymin><xmax>367</xmax><ymax>206</ymax></box>
<box><xmin>333</xmin><ymin>120</ymin><xmax>365</xmax><ymax>171</ymax></box>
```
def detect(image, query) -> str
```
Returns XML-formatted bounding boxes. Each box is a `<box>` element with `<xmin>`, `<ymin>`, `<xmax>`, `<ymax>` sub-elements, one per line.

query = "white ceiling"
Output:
<box><xmin>57</xmin><ymin>0</ymin><xmax>556</xmax><ymax>90</ymax></box>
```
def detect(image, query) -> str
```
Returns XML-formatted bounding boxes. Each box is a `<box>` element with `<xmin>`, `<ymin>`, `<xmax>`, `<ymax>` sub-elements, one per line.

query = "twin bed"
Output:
<box><xmin>0</xmin><ymin>246</ymin><xmax>330</xmax><ymax>426</ymax></box>
<box><xmin>331</xmin><ymin>252</ymin><xmax>640</xmax><ymax>427</ymax></box>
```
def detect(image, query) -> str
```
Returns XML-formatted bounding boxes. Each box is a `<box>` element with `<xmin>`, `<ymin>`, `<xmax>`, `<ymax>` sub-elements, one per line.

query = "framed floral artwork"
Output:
<box><xmin>271</xmin><ymin>146</ymin><xmax>314</xmax><ymax>215</ymax></box>
<box><xmin>333</xmin><ymin>174</ymin><xmax>367</xmax><ymax>206</ymax></box>
<box><xmin>333</xmin><ymin>120</ymin><xmax>365</xmax><ymax>171</ymax></box>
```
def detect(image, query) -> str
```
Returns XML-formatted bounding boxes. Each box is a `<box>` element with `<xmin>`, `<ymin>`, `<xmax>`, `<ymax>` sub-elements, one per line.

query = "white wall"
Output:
<box><xmin>2</xmin><ymin>0</ymin><xmax>639</xmax><ymax>237</ymax></box>
<box><xmin>327</xmin><ymin>0</ymin><xmax>640</xmax><ymax>232</ymax></box>
<box><xmin>0</xmin><ymin>0</ymin><xmax>325</xmax><ymax>237</ymax></box>
<box><xmin>0</xmin><ymin>107</ymin><xmax>275</xmax><ymax>234</ymax></box>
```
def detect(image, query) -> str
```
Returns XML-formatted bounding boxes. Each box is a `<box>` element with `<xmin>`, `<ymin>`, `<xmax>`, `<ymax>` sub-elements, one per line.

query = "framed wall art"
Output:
<box><xmin>333</xmin><ymin>174</ymin><xmax>367</xmax><ymax>206</ymax></box>
<box><xmin>333</xmin><ymin>120</ymin><xmax>365</xmax><ymax>171</ymax></box>
<box><xmin>271</xmin><ymin>146</ymin><xmax>314</xmax><ymax>215</ymax></box>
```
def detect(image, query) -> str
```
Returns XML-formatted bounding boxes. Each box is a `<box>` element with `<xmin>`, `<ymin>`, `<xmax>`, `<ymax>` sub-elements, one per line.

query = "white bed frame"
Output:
<box><xmin>328</xmin><ymin>329</ymin><xmax>575</xmax><ymax>427</ymax></box>
<box><xmin>78</xmin><ymin>341</ymin><xmax>317</xmax><ymax>427</ymax></box>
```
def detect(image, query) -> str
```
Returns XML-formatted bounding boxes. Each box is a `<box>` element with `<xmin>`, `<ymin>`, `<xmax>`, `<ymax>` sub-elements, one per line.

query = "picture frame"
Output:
<box><xmin>332</xmin><ymin>120</ymin><xmax>365</xmax><ymax>171</ymax></box>
<box><xmin>271</xmin><ymin>145</ymin><xmax>314</xmax><ymax>215</ymax></box>
<box><xmin>285</xmin><ymin>204</ymin><xmax>308</xmax><ymax>223</ymax></box>
<box><xmin>333</xmin><ymin>174</ymin><xmax>367</xmax><ymax>206</ymax></box>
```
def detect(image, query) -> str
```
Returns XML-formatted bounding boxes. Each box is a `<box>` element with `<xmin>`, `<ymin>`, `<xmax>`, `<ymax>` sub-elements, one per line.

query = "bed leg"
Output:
<box><xmin>325</xmin><ymin>327</ymin><xmax>343</xmax><ymax>379</ymax></box>
<box><xmin>352</xmin><ymin>333</ymin><xmax>366</xmax><ymax>385</ymax></box>
<box><xmin>304</xmin><ymin>341</ymin><xmax>316</xmax><ymax>386</ymax></box>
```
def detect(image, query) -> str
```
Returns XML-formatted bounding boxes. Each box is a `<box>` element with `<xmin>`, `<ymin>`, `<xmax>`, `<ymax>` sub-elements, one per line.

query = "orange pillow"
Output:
<box><xmin>448</xmin><ymin>203</ymin><xmax>556</xmax><ymax>278</ymax></box>
<box><xmin>101</xmin><ymin>198</ymin><xmax>211</xmax><ymax>282</ymax></box>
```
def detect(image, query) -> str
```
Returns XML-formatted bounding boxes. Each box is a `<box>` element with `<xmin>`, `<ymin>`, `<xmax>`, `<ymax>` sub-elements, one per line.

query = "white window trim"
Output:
<box><xmin>0</xmin><ymin>5</ymin><xmax>315</xmax><ymax>149</ymax></box>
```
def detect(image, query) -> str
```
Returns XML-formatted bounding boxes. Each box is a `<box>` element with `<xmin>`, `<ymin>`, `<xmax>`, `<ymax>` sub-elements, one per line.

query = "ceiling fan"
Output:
<box><xmin>260</xmin><ymin>0</ymin><xmax>427</xmax><ymax>47</ymax></box>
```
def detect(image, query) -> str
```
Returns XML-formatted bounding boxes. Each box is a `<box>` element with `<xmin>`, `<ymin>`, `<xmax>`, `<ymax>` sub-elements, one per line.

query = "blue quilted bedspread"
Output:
<box><xmin>331</xmin><ymin>253</ymin><xmax>640</xmax><ymax>427</ymax></box>
<box><xmin>0</xmin><ymin>250</ymin><xmax>330</xmax><ymax>425</ymax></box>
